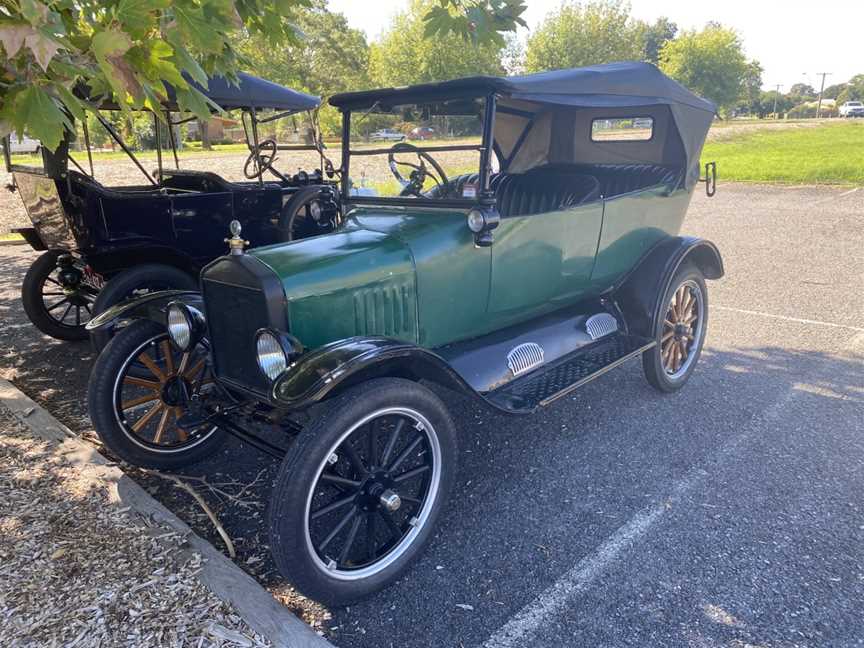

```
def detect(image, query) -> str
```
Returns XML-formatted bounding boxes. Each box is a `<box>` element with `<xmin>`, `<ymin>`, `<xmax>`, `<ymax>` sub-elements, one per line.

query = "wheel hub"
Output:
<box><xmin>357</xmin><ymin>471</ymin><xmax>399</xmax><ymax>512</ymax></box>
<box><xmin>160</xmin><ymin>375</ymin><xmax>191</xmax><ymax>407</ymax></box>
<box><xmin>674</xmin><ymin>323</ymin><xmax>690</xmax><ymax>338</ymax></box>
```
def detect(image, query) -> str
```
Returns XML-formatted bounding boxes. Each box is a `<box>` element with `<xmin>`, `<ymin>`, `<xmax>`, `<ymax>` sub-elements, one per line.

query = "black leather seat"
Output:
<box><xmin>492</xmin><ymin>168</ymin><xmax>600</xmax><ymax>217</ymax></box>
<box><xmin>428</xmin><ymin>168</ymin><xmax>600</xmax><ymax>217</ymax></box>
<box><xmin>561</xmin><ymin>163</ymin><xmax>683</xmax><ymax>197</ymax></box>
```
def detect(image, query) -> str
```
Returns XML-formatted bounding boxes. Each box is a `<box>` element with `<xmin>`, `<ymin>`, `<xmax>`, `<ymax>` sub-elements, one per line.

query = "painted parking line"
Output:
<box><xmin>482</xmin><ymin>386</ymin><xmax>799</xmax><ymax>648</ymax></box>
<box><xmin>715</xmin><ymin>305</ymin><xmax>864</xmax><ymax>333</ymax></box>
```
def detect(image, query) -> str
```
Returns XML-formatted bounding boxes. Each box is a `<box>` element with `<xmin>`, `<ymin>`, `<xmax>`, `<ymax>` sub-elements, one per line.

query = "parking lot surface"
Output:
<box><xmin>1</xmin><ymin>184</ymin><xmax>862</xmax><ymax>646</ymax></box>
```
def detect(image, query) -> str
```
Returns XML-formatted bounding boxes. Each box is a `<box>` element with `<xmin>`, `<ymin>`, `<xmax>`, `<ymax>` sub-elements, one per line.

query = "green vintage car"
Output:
<box><xmin>86</xmin><ymin>62</ymin><xmax>721</xmax><ymax>604</ymax></box>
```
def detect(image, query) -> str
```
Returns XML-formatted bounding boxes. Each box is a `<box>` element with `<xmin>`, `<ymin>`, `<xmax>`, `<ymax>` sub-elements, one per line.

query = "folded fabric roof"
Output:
<box><xmin>81</xmin><ymin>72</ymin><xmax>320</xmax><ymax>113</ymax></box>
<box><xmin>329</xmin><ymin>62</ymin><xmax>715</xmax><ymax>115</ymax></box>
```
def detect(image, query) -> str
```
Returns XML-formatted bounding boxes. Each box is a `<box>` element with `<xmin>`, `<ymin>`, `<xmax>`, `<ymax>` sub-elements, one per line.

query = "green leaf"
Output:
<box><xmin>20</xmin><ymin>0</ymin><xmax>49</xmax><ymax>27</ymax></box>
<box><xmin>168</xmin><ymin>37</ymin><xmax>208</xmax><ymax>85</ymax></box>
<box><xmin>15</xmin><ymin>86</ymin><xmax>71</xmax><ymax>150</ymax></box>
<box><xmin>174</xmin><ymin>85</ymin><xmax>220</xmax><ymax>119</ymax></box>
<box><xmin>53</xmin><ymin>84</ymin><xmax>87</xmax><ymax>122</ymax></box>
<box><xmin>116</xmin><ymin>0</ymin><xmax>168</xmax><ymax>38</ymax></box>
<box><xmin>91</xmin><ymin>28</ymin><xmax>132</xmax><ymax>61</ymax></box>
<box><xmin>174</xmin><ymin>2</ymin><xmax>223</xmax><ymax>54</ymax></box>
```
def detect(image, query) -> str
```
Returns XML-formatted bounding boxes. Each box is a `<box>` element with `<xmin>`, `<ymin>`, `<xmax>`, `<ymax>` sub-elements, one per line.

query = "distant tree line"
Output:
<box><xmin>237</xmin><ymin>0</ymin><xmax>801</xmax><ymax>133</ymax></box>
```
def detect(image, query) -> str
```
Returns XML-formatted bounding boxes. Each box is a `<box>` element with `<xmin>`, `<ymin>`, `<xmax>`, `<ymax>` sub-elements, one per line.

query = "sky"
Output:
<box><xmin>327</xmin><ymin>0</ymin><xmax>863</xmax><ymax>91</ymax></box>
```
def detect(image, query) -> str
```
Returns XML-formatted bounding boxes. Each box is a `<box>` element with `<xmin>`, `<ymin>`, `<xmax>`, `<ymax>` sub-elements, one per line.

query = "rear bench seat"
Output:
<box><xmin>429</xmin><ymin>163</ymin><xmax>683</xmax><ymax>216</ymax></box>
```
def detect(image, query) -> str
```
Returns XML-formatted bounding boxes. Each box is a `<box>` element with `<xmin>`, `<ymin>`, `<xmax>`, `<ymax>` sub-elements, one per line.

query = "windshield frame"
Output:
<box><xmin>338</xmin><ymin>92</ymin><xmax>497</xmax><ymax>209</ymax></box>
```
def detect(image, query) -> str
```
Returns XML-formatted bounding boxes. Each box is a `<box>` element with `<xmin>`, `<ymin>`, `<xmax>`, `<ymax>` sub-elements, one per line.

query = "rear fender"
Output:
<box><xmin>271</xmin><ymin>337</ymin><xmax>482</xmax><ymax>409</ymax></box>
<box><xmin>613</xmin><ymin>236</ymin><xmax>723</xmax><ymax>338</ymax></box>
<box><xmin>12</xmin><ymin>227</ymin><xmax>47</xmax><ymax>251</ymax></box>
<box><xmin>85</xmin><ymin>290</ymin><xmax>202</xmax><ymax>333</ymax></box>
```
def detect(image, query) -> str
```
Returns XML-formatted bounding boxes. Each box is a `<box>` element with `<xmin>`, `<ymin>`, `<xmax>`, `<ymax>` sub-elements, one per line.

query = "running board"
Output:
<box><xmin>486</xmin><ymin>334</ymin><xmax>655</xmax><ymax>413</ymax></box>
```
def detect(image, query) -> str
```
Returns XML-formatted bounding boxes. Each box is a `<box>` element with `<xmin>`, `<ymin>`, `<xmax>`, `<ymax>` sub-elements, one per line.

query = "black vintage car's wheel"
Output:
<box><xmin>642</xmin><ymin>263</ymin><xmax>708</xmax><ymax>392</ymax></box>
<box><xmin>87</xmin><ymin>319</ymin><xmax>225</xmax><ymax>469</ymax></box>
<box><xmin>268</xmin><ymin>378</ymin><xmax>457</xmax><ymax>605</ymax></box>
<box><xmin>22</xmin><ymin>250</ymin><xmax>99</xmax><ymax>341</ymax></box>
<box><xmin>90</xmin><ymin>264</ymin><xmax>198</xmax><ymax>354</ymax></box>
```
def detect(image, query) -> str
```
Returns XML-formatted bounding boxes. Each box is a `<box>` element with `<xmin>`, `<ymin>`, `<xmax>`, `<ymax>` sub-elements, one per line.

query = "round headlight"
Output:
<box><xmin>167</xmin><ymin>304</ymin><xmax>192</xmax><ymax>350</ymax></box>
<box><xmin>309</xmin><ymin>200</ymin><xmax>322</xmax><ymax>222</ymax></box>
<box><xmin>467</xmin><ymin>208</ymin><xmax>486</xmax><ymax>233</ymax></box>
<box><xmin>256</xmin><ymin>330</ymin><xmax>288</xmax><ymax>381</ymax></box>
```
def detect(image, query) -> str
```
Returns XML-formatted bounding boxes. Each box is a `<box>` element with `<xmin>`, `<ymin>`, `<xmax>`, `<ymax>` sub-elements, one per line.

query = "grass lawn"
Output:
<box><xmin>702</xmin><ymin>121</ymin><xmax>864</xmax><ymax>185</ymax></box>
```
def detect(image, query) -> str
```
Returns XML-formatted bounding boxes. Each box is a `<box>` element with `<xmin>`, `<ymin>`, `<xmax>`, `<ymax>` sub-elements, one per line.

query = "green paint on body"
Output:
<box><xmin>249</xmin><ymin>185</ymin><xmax>694</xmax><ymax>351</ymax></box>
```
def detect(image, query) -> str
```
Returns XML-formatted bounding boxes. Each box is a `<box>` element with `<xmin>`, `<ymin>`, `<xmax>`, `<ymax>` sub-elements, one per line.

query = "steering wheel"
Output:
<box><xmin>387</xmin><ymin>142</ymin><xmax>449</xmax><ymax>197</ymax></box>
<box><xmin>244</xmin><ymin>139</ymin><xmax>278</xmax><ymax>179</ymax></box>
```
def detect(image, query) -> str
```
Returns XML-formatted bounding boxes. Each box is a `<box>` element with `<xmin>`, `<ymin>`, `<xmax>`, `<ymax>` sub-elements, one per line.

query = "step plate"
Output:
<box><xmin>487</xmin><ymin>334</ymin><xmax>654</xmax><ymax>412</ymax></box>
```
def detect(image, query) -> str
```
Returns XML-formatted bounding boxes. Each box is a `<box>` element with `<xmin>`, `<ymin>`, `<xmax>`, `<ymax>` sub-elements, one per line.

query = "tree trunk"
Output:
<box><xmin>200</xmin><ymin>119</ymin><xmax>212</xmax><ymax>150</ymax></box>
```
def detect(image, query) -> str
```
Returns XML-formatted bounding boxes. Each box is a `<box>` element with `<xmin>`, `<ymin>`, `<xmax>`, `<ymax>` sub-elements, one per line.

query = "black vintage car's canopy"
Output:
<box><xmin>83</xmin><ymin>72</ymin><xmax>320</xmax><ymax>113</ymax></box>
<box><xmin>331</xmin><ymin>62</ymin><xmax>716</xmax><ymax>189</ymax></box>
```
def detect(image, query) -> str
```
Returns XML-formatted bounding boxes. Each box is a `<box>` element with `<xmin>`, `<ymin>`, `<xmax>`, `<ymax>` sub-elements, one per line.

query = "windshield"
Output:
<box><xmin>346</xmin><ymin>98</ymin><xmax>491</xmax><ymax>201</ymax></box>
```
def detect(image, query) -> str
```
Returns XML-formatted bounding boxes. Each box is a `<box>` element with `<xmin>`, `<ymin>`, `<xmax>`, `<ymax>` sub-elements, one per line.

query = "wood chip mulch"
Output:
<box><xmin>0</xmin><ymin>406</ymin><xmax>271</xmax><ymax>648</ymax></box>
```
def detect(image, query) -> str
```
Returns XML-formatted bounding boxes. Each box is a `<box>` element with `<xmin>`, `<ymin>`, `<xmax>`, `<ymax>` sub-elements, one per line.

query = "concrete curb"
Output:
<box><xmin>0</xmin><ymin>377</ymin><xmax>336</xmax><ymax>648</ymax></box>
<box><xmin>0</xmin><ymin>237</ymin><xmax>27</xmax><ymax>246</ymax></box>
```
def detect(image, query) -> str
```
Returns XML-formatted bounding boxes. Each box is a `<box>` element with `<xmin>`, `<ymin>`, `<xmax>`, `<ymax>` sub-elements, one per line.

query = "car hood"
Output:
<box><xmin>248</xmin><ymin>224</ymin><xmax>419</xmax><ymax>348</ymax></box>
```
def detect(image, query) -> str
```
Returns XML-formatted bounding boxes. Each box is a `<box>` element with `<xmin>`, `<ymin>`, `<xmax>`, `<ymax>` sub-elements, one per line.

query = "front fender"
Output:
<box><xmin>271</xmin><ymin>336</ymin><xmax>478</xmax><ymax>409</ymax></box>
<box><xmin>85</xmin><ymin>289</ymin><xmax>202</xmax><ymax>332</ymax></box>
<box><xmin>613</xmin><ymin>236</ymin><xmax>723</xmax><ymax>338</ymax></box>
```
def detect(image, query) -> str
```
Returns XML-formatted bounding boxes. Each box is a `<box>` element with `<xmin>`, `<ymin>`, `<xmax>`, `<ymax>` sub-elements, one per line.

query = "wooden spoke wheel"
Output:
<box><xmin>660</xmin><ymin>279</ymin><xmax>703</xmax><ymax>377</ymax></box>
<box><xmin>268</xmin><ymin>378</ymin><xmax>457</xmax><ymax>605</ymax></box>
<box><xmin>642</xmin><ymin>264</ymin><xmax>708</xmax><ymax>393</ymax></box>
<box><xmin>114</xmin><ymin>334</ymin><xmax>214</xmax><ymax>450</ymax></box>
<box><xmin>88</xmin><ymin>320</ymin><xmax>226</xmax><ymax>469</ymax></box>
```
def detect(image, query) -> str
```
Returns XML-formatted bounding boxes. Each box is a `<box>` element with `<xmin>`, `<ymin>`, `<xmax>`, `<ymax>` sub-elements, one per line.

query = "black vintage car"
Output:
<box><xmin>2</xmin><ymin>73</ymin><xmax>339</xmax><ymax>342</ymax></box>
<box><xmin>87</xmin><ymin>62</ymin><xmax>720</xmax><ymax>605</ymax></box>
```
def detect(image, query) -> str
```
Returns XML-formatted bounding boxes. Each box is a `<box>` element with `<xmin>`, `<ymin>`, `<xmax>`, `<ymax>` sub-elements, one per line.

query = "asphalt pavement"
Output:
<box><xmin>1</xmin><ymin>184</ymin><xmax>862</xmax><ymax>647</ymax></box>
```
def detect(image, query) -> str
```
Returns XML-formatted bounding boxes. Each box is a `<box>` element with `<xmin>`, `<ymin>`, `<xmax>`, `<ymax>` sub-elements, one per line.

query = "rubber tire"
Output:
<box><xmin>89</xmin><ymin>264</ymin><xmax>197</xmax><ymax>354</ymax></box>
<box><xmin>268</xmin><ymin>378</ymin><xmax>458</xmax><ymax>606</ymax></box>
<box><xmin>87</xmin><ymin>319</ymin><xmax>226</xmax><ymax>469</ymax></box>
<box><xmin>642</xmin><ymin>263</ymin><xmax>708</xmax><ymax>393</ymax></box>
<box><xmin>22</xmin><ymin>250</ymin><xmax>90</xmax><ymax>341</ymax></box>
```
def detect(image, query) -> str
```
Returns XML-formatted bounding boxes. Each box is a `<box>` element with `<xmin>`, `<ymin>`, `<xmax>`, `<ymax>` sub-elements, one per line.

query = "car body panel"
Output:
<box><xmin>250</xmin><ymin>226</ymin><xmax>420</xmax><ymax>348</ymax></box>
<box><xmin>488</xmin><ymin>201</ymin><xmax>603</xmax><ymax>325</ymax></box>
<box><xmin>591</xmin><ymin>187</ymin><xmax>692</xmax><ymax>286</ymax></box>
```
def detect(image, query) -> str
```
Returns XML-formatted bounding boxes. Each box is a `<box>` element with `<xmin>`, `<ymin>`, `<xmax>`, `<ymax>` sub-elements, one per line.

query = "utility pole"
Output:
<box><xmin>815</xmin><ymin>72</ymin><xmax>831</xmax><ymax>119</ymax></box>
<box><xmin>772</xmin><ymin>84</ymin><xmax>782</xmax><ymax>119</ymax></box>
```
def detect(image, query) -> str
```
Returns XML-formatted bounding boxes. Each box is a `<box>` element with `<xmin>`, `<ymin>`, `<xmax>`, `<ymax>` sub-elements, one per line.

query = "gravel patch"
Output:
<box><xmin>0</xmin><ymin>404</ymin><xmax>272</xmax><ymax>648</ymax></box>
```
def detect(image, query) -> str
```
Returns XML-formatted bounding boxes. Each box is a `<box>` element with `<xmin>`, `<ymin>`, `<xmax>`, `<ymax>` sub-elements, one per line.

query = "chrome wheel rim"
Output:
<box><xmin>660</xmin><ymin>279</ymin><xmax>704</xmax><ymax>379</ymax></box>
<box><xmin>112</xmin><ymin>333</ymin><xmax>218</xmax><ymax>453</ymax></box>
<box><xmin>303</xmin><ymin>407</ymin><xmax>442</xmax><ymax>581</ymax></box>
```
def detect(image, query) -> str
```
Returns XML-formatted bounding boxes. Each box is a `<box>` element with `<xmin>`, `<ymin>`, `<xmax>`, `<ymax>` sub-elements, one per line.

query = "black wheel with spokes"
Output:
<box><xmin>87</xmin><ymin>319</ymin><xmax>226</xmax><ymax>469</ymax></box>
<box><xmin>642</xmin><ymin>263</ymin><xmax>708</xmax><ymax>392</ymax></box>
<box><xmin>21</xmin><ymin>250</ymin><xmax>99</xmax><ymax>341</ymax></box>
<box><xmin>268</xmin><ymin>378</ymin><xmax>457</xmax><ymax>605</ymax></box>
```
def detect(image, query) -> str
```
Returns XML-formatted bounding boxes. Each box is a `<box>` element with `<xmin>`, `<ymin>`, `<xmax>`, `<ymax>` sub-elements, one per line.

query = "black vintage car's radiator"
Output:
<box><xmin>201</xmin><ymin>256</ymin><xmax>287</xmax><ymax>396</ymax></box>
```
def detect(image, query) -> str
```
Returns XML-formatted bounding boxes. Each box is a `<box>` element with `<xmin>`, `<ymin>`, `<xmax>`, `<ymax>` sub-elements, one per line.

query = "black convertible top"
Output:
<box><xmin>331</xmin><ymin>62</ymin><xmax>716</xmax><ymax>189</ymax></box>
<box><xmin>329</xmin><ymin>62</ymin><xmax>715</xmax><ymax>114</ymax></box>
<box><xmin>84</xmin><ymin>72</ymin><xmax>320</xmax><ymax>113</ymax></box>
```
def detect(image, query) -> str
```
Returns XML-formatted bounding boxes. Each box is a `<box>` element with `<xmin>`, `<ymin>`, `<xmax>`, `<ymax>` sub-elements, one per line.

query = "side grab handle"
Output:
<box><xmin>701</xmin><ymin>161</ymin><xmax>717</xmax><ymax>197</ymax></box>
